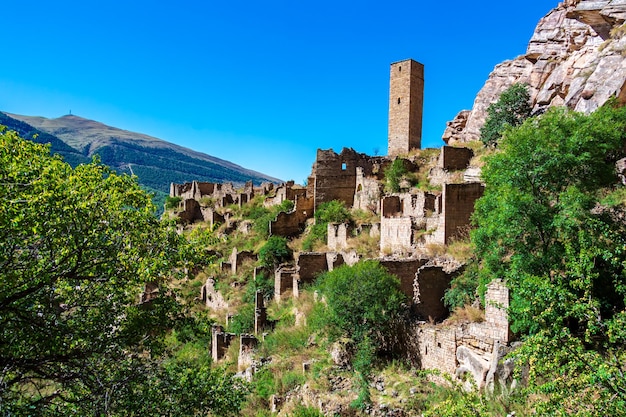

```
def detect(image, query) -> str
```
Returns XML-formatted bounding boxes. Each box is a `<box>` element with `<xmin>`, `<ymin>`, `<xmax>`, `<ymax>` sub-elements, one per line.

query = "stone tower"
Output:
<box><xmin>387</xmin><ymin>59</ymin><xmax>424</xmax><ymax>156</ymax></box>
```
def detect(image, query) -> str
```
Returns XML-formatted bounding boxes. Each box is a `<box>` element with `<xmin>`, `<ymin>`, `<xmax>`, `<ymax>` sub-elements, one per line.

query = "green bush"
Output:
<box><xmin>228</xmin><ymin>303</ymin><xmax>255</xmax><ymax>334</ymax></box>
<box><xmin>479</xmin><ymin>83</ymin><xmax>532</xmax><ymax>147</ymax></box>
<box><xmin>164</xmin><ymin>195</ymin><xmax>182</xmax><ymax>210</ymax></box>
<box><xmin>315</xmin><ymin>260</ymin><xmax>407</xmax><ymax>345</ymax></box>
<box><xmin>302</xmin><ymin>200</ymin><xmax>350</xmax><ymax>250</ymax></box>
<box><xmin>258</xmin><ymin>236</ymin><xmax>293</xmax><ymax>268</ymax></box>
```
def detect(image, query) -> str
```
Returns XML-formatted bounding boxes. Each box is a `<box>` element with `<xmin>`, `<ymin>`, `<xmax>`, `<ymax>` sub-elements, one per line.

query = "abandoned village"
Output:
<box><xmin>167</xmin><ymin>57</ymin><xmax>513</xmax><ymax>401</ymax></box>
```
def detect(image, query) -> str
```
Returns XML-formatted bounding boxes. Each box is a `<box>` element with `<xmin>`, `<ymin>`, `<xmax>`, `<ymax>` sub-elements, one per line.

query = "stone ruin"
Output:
<box><xmin>188</xmin><ymin>58</ymin><xmax>516</xmax><ymax>388</ymax></box>
<box><xmin>415</xmin><ymin>279</ymin><xmax>513</xmax><ymax>390</ymax></box>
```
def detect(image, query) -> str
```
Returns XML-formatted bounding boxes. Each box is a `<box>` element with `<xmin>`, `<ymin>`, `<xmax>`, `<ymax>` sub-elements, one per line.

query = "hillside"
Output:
<box><xmin>4</xmin><ymin>113</ymin><xmax>282</xmax><ymax>194</ymax></box>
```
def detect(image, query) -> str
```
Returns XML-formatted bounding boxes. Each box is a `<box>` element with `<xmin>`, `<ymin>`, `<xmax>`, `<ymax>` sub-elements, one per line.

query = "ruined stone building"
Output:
<box><xmin>388</xmin><ymin>59</ymin><xmax>425</xmax><ymax>156</ymax></box>
<box><xmin>180</xmin><ymin>58</ymin><xmax>512</xmax><ymax>391</ymax></box>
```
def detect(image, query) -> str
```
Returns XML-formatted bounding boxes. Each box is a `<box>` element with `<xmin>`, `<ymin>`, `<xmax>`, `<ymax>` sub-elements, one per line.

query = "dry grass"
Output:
<box><xmin>444</xmin><ymin>305</ymin><xmax>485</xmax><ymax>325</ymax></box>
<box><xmin>424</xmin><ymin>243</ymin><xmax>447</xmax><ymax>257</ymax></box>
<box><xmin>348</xmin><ymin>232</ymin><xmax>380</xmax><ymax>258</ymax></box>
<box><xmin>446</xmin><ymin>236</ymin><xmax>474</xmax><ymax>263</ymax></box>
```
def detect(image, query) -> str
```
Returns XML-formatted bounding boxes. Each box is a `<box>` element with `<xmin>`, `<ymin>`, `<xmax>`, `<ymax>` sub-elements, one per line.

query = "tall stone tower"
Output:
<box><xmin>387</xmin><ymin>59</ymin><xmax>424</xmax><ymax>156</ymax></box>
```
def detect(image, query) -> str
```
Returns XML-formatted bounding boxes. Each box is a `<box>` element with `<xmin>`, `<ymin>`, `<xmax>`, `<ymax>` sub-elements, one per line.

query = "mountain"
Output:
<box><xmin>4</xmin><ymin>113</ymin><xmax>282</xmax><ymax>194</ymax></box>
<box><xmin>0</xmin><ymin>112</ymin><xmax>91</xmax><ymax>167</ymax></box>
<box><xmin>443</xmin><ymin>0</ymin><xmax>626</xmax><ymax>144</ymax></box>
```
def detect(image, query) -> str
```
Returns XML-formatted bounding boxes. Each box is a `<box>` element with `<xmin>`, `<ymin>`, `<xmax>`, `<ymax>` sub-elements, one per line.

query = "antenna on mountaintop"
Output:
<box><xmin>69</xmin><ymin>109</ymin><xmax>72</xmax><ymax>115</ymax></box>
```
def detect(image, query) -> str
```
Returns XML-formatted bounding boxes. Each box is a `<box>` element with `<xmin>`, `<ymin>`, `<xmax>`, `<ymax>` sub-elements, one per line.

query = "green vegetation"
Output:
<box><xmin>479</xmin><ymin>83</ymin><xmax>532</xmax><ymax>147</ymax></box>
<box><xmin>467</xmin><ymin>101</ymin><xmax>626</xmax><ymax>415</ymax></box>
<box><xmin>384</xmin><ymin>157</ymin><xmax>417</xmax><ymax>192</ymax></box>
<box><xmin>302</xmin><ymin>200</ymin><xmax>351</xmax><ymax>251</ymax></box>
<box><xmin>258</xmin><ymin>236</ymin><xmax>293</xmax><ymax>268</ymax></box>
<box><xmin>0</xmin><ymin>129</ymin><xmax>247</xmax><ymax>416</ymax></box>
<box><xmin>164</xmin><ymin>195</ymin><xmax>182</xmax><ymax>210</ymax></box>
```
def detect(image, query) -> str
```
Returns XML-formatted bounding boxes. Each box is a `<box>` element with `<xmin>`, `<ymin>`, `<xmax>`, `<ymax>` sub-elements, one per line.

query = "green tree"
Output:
<box><xmin>258</xmin><ymin>236</ymin><xmax>293</xmax><ymax>268</ymax></box>
<box><xmin>315</xmin><ymin>260</ymin><xmax>407</xmax><ymax>409</ymax></box>
<box><xmin>0</xmin><ymin>129</ymin><xmax>246</xmax><ymax>416</ymax></box>
<box><xmin>479</xmin><ymin>83</ymin><xmax>532</xmax><ymax>147</ymax></box>
<box><xmin>471</xmin><ymin>103</ymin><xmax>626</xmax><ymax>415</ymax></box>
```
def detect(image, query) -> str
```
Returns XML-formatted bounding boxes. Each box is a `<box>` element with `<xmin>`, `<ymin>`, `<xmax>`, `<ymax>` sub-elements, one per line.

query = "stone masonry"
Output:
<box><xmin>388</xmin><ymin>59</ymin><xmax>424</xmax><ymax>156</ymax></box>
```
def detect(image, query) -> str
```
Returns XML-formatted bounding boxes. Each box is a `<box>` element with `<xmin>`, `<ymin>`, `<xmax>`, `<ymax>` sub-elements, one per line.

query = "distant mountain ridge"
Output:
<box><xmin>3</xmin><ymin>113</ymin><xmax>282</xmax><ymax>196</ymax></box>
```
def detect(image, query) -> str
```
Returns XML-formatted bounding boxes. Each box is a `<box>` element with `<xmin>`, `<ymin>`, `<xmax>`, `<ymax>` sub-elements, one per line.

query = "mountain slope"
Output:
<box><xmin>5</xmin><ymin>113</ymin><xmax>282</xmax><ymax>193</ymax></box>
<box><xmin>0</xmin><ymin>112</ymin><xmax>90</xmax><ymax>167</ymax></box>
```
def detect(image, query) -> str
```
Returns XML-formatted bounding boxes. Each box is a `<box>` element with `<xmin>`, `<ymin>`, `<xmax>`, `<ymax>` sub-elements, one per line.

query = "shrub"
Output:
<box><xmin>164</xmin><ymin>195</ymin><xmax>182</xmax><ymax>210</ymax></box>
<box><xmin>479</xmin><ymin>83</ymin><xmax>532</xmax><ymax>147</ymax></box>
<box><xmin>258</xmin><ymin>236</ymin><xmax>293</xmax><ymax>268</ymax></box>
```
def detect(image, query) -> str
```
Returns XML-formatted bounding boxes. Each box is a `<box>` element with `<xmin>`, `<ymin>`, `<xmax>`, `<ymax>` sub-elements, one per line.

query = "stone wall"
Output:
<box><xmin>353</xmin><ymin>167</ymin><xmax>382</xmax><ymax>212</ymax></box>
<box><xmin>211</xmin><ymin>325</ymin><xmax>235</xmax><ymax>362</ymax></box>
<box><xmin>414</xmin><ymin>265</ymin><xmax>454</xmax><ymax>322</ymax></box>
<box><xmin>269</xmin><ymin>195</ymin><xmax>314</xmax><ymax>237</ymax></box>
<box><xmin>388</xmin><ymin>59</ymin><xmax>424</xmax><ymax>156</ymax></box>
<box><xmin>442</xmin><ymin>183</ymin><xmax>485</xmax><ymax>244</ymax></box>
<box><xmin>201</xmin><ymin>278</ymin><xmax>228</xmax><ymax>310</ymax></box>
<box><xmin>296</xmin><ymin>252</ymin><xmax>329</xmax><ymax>285</ymax></box>
<box><xmin>310</xmin><ymin>148</ymin><xmax>381</xmax><ymax>210</ymax></box>
<box><xmin>177</xmin><ymin>198</ymin><xmax>203</xmax><ymax>223</ymax></box>
<box><xmin>439</xmin><ymin>146</ymin><xmax>474</xmax><ymax>171</ymax></box>
<box><xmin>274</xmin><ymin>265</ymin><xmax>297</xmax><ymax>301</ymax></box>
<box><xmin>417</xmin><ymin>326</ymin><xmax>458</xmax><ymax>376</ymax></box>
<box><xmin>413</xmin><ymin>279</ymin><xmax>512</xmax><ymax>388</ymax></box>
<box><xmin>327</xmin><ymin>223</ymin><xmax>350</xmax><ymax>251</ymax></box>
<box><xmin>379</xmin><ymin>258</ymin><xmax>428</xmax><ymax>302</ymax></box>
<box><xmin>239</xmin><ymin>334</ymin><xmax>258</xmax><ymax>370</ymax></box>
<box><xmin>227</xmin><ymin>248</ymin><xmax>257</xmax><ymax>275</ymax></box>
<box><xmin>380</xmin><ymin>217</ymin><xmax>414</xmax><ymax>253</ymax></box>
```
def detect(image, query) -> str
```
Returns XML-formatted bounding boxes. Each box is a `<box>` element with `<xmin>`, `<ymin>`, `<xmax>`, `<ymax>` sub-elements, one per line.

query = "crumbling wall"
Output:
<box><xmin>239</xmin><ymin>334</ymin><xmax>258</xmax><ymax>370</ymax></box>
<box><xmin>226</xmin><ymin>248</ymin><xmax>257</xmax><ymax>275</ymax></box>
<box><xmin>439</xmin><ymin>146</ymin><xmax>474</xmax><ymax>171</ymax></box>
<box><xmin>178</xmin><ymin>198</ymin><xmax>203</xmax><ymax>223</ymax></box>
<box><xmin>414</xmin><ymin>265</ymin><xmax>454</xmax><ymax>322</ymax></box>
<box><xmin>443</xmin><ymin>183</ymin><xmax>485</xmax><ymax>244</ymax></box>
<box><xmin>327</xmin><ymin>223</ymin><xmax>350</xmax><ymax>251</ymax></box>
<box><xmin>411</xmin><ymin>279</ymin><xmax>512</xmax><ymax>388</ymax></box>
<box><xmin>353</xmin><ymin>167</ymin><xmax>381</xmax><ymax>212</ymax></box>
<box><xmin>254</xmin><ymin>290</ymin><xmax>268</xmax><ymax>334</ymax></box>
<box><xmin>269</xmin><ymin>195</ymin><xmax>314</xmax><ymax>237</ymax></box>
<box><xmin>380</xmin><ymin>217</ymin><xmax>414</xmax><ymax>253</ymax></box>
<box><xmin>274</xmin><ymin>265</ymin><xmax>297</xmax><ymax>301</ymax></box>
<box><xmin>310</xmin><ymin>148</ymin><xmax>381</xmax><ymax>210</ymax></box>
<box><xmin>469</xmin><ymin>280</ymin><xmax>511</xmax><ymax>343</ymax></box>
<box><xmin>296</xmin><ymin>252</ymin><xmax>329</xmax><ymax>285</ymax></box>
<box><xmin>211</xmin><ymin>325</ymin><xmax>235</xmax><ymax>362</ymax></box>
<box><xmin>201</xmin><ymin>278</ymin><xmax>228</xmax><ymax>310</ymax></box>
<box><xmin>379</xmin><ymin>258</ymin><xmax>428</xmax><ymax>302</ymax></box>
<box><xmin>417</xmin><ymin>326</ymin><xmax>457</xmax><ymax>376</ymax></box>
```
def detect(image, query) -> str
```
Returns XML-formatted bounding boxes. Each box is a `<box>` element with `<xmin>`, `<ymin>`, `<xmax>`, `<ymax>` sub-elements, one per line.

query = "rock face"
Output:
<box><xmin>444</xmin><ymin>0</ymin><xmax>626</xmax><ymax>144</ymax></box>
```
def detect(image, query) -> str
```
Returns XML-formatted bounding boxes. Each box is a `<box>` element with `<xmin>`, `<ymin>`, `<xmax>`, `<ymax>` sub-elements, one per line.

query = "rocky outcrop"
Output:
<box><xmin>445</xmin><ymin>0</ymin><xmax>626</xmax><ymax>144</ymax></box>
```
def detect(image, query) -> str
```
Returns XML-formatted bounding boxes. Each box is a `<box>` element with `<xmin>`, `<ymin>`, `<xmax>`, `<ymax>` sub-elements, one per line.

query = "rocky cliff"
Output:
<box><xmin>444</xmin><ymin>0</ymin><xmax>626</xmax><ymax>144</ymax></box>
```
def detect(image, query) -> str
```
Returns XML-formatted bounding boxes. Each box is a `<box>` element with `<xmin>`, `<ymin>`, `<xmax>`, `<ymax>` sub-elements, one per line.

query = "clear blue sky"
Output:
<box><xmin>1</xmin><ymin>0</ymin><xmax>556</xmax><ymax>183</ymax></box>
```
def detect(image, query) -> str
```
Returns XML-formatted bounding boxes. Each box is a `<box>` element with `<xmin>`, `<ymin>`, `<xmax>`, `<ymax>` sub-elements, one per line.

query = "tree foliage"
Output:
<box><xmin>0</xmin><ymin>129</ymin><xmax>246</xmax><ymax>416</ymax></box>
<box><xmin>471</xmin><ymin>103</ymin><xmax>626</xmax><ymax>414</ymax></box>
<box><xmin>479</xmin><ymin>83</ymin><xmax>532</xmax><ymax>146</ymax></box>
<box><xmin>258</xmin><ymin>236</ymin><xmax>292</xmax><ymax>268</ymax></box>
<box><xmin>315</xmin><ymin>260</ymin><xmax>407</xmax><ymax>346</ymax></box>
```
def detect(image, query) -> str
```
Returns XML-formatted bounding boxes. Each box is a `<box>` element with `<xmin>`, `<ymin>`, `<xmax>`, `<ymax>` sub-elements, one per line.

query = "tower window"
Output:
<box><xmin>397</xmin><ymin>98</ymin><xmax>401</xmax><ymax>104</ymax></box>
<box><xmin>341</xmin><ymin>162</ymin><xmax>347</xmax><ymax>170</ymax></box>
<box><xmin>399</xmin><ymin>66</ymin><xmax>401</xmax><ymax>72</ymax></box>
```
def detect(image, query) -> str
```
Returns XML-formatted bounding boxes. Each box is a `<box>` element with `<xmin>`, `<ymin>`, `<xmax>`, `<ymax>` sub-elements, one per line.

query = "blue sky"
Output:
<box><xmin>1</xmin><ymin>1</ymin><xmax>556</xmax><ymax>183</ymax></box>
